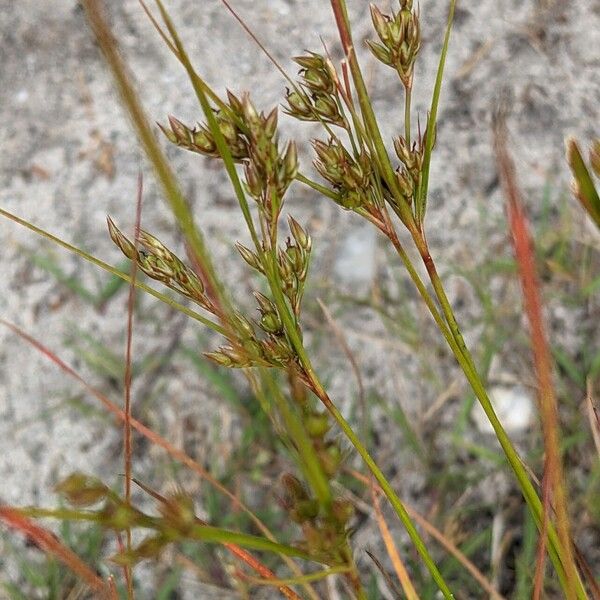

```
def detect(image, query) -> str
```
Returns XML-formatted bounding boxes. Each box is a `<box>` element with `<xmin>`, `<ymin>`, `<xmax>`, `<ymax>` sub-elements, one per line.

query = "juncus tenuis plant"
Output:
<box><xmin>1</xmin><ymin>0</ymin><xmax>597</xmax><ymax>598</ymax></box>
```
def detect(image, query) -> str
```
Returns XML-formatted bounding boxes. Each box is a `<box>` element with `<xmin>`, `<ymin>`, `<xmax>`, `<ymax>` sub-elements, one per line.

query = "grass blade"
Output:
<box><xmin>81</xmin><ymin>0</ymin><xmax>231</xmax><ymax>316</ymax></box>
<box><xmin>567</xmin><ymin>139</ymin><xmax>600</xmax><ymax>228</ymax></box>
<box><xmin>0</xmin><ymin>507</ymin><xmax>114</xmax><ymax>598</ymax></box>
<box><xmin>494</xmin><ymin>112</ymin><xmax>583</xmax><ymax>599</ymax></box>
<box><xmin>417</xmin><ymin>0</ymin><xmax>457</xmax><ymax>224</ymax></box>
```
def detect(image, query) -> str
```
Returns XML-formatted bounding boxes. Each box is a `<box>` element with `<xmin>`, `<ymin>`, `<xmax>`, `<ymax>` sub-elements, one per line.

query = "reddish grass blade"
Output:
<box><xmin>493</xmin><ymin>113</ymin><xmax>580</xmax><ymax>599</ymax></box>
<box><xmin>0</xmin><ymin>506</ymin><xmax>115</xmax><ymax>598</ymax></box>
<box><xmin>121</xmin><ymin>173</ymin><xmax>144</xmax><ymax>599</ymax></box>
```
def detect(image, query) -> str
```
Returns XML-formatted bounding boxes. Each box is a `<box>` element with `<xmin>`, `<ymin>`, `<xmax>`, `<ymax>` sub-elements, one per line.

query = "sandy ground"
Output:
<box><xmin>1</xmin><ymin>0</ymin><xmax>599</xmax><ymax>596</ymax></box>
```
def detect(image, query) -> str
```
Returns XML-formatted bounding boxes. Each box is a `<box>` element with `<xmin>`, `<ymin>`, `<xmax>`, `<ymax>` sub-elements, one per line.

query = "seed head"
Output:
<box><xmin>205</xmin><ymin>346</ymin><xmax>251</xmax><ymax>368</ymax></box>
<box><xmin>232</xmin><ymin>311</ymin><xmax>256</xmax><ymax>339</ymax></box>
<box><xmin>160</xmin><ymin>110</ymin><xmax>248</xmax><ymax>162</ymax></box>
<box><xmin>236</xmin><ymin>242</ymin><xmax>263</xmax><ymax>272</ymax></box>
<box><xmin>313</xmin><ymin>138</ymin><xmax>372</xmax><ymax>210</ymax></box>
<box><xmin>305</xmin><ymin>411</ymin><xmax>331</xmax><ymax>438</ymax></box>
<box><xmin>260</xmin><ymin>312</ymin><xmax>283</xmax><ymax>335</ymax></box>
<box><xmin>288</xmin><ymin>216</ymin><xmax>311</xmax><ymax>252</ymax></box>
<box><xmin>283</xmin><ymin>141</ymin><xmax>299</xmax><ymax>181</ymax></box>
<box><xmin>131</xmin><ymin>536</ymin><xmax>166</xmax><ymax>560</ymax></box>
<box><xmin>107</xmin><ymin>216</ymin><xmax>136</xmax><ymax>260</ymax></box>
<box><xmin>285</xmin><ymin>52</ymin><xmax>345</xmax><ymax>127</ymax></box>
<box><xmin>55</xmin><ymin>472</ymin><xmax>109</xmax><ymax>507</ymax></box>
<box><xmin>367</xmin><ymin>2</ymin><xmax>421</xmax><ymax>86</ymax></box>
<box><xmin>107</xmin><ymin>218</ymin><xmax>208</xmax><ymax>308</ymax></box>
<box><xmin>262</xmin><ymin>336</ymin><xmax>294</xmax><ymax>365</ymax></box>
<box><xmin>158</xmin><ymin>491</ymin><xmax>196</xmax><ymax>534</ymax></box>
<box><xmin>254</xmin><ymin>291</ymin><xmax>278</xmax><ymax>316</ymax></box>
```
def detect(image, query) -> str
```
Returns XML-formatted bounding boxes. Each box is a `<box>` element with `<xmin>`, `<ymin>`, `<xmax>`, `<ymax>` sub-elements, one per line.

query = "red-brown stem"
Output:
<box><xmin>493</xmin><ymin>116</ymin><xmax>579</xmax><ymax>598</ymax></box>
<box><xmin>0</xmin><ymin>507</ymin><xmax>114</xmax><ymax>597</ymax></box>
<box><xmin>122</xmin><ymin>174</ymin><xmax>143</xmax><ymax>598</ymax></box>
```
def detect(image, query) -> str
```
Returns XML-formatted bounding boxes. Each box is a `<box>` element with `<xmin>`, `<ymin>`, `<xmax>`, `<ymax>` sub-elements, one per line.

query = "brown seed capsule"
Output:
<box><xmin>157</xmin><ymin>121</ymin><xmax>179</xmax><ymax>144</ymax></box>
<box><xmin>285</xmin><ymin>90</ymin><xmax>312</xmax><ymax>118</ymax></box>
<box><xmin>168</xmin><ymin>115</ymin><xmax>192</xmax><ymax>144</ymax></box>
<box><xmin>281</xmin><ymin>473</ymin><xmax>308</xmax><ymax>501</ymax></box>
<box><xmin>102</xmin><ymin>502</ymin><xmax>144</xmax><ymax>531</ymax></box>
<box><xmin>291</xmin><ymin>499</ymin><xmax>320</xmax><ymax>523</ymax></box>
<box><xmin>55</xmin><ymin>472</ymin><xmax>108</xmax><ymax>507</ymax></box>
<box><xmin>305</xmin><ymin>412</ymin><xmax>331</xmax><ymax>438</ymax></box>
<box><xmin>285</xmin><ymin>245</ymin><xmax>304</xmax><ymax>273</ymax></box>
<box><xmin>221</xmin><ymin>346</ymin><xmax>250</xmax><ymax>367</ymax></box>
<box><xmin>254</xmin><ymin>292</ymin><xmax>277</xmax><ymax>315</ymax></box>
<box><xmin>288</xmin><ymin>216</ymin><xmax>311</xmax><ymax>252</ymax></box>
<box><xmin>232</xmin><ymin>311</ymin><xmax>255</xmax><ymax>339</ymax></box>
<box><xmin>107</xmin><ymin>217</ymin><xmax>137</xmax><ymax>261</ymax></box>
<box><xmin>204</xmin><ymin>351</ymin><xmax>234</xmax><ymax>367</ymax></box>
<box><xmin>331</xmin><ymin>499</ymin><xmax>354</xmax><ymax>527</ymax></box>
<box><xmin>134</xmin><ymin>535</ymin><xmax>167</xmax><ymax>559</ymax></box>
<box><xmin>236</xmin><ymin>242</ymin><xmax>263</xmax><ymax>272</ymax></box>
<box><xmin>264</xmin><ymin>107</ymin><xmax>279</xmax><ymax>140</ymax></box>
<box><xmin>283</xmin><ymin>141</ymin><xmax>298</xmax><ymax>181</ymax></box>
<box><xmin>158</xmin><ymin>492</ymin><xmax>196</xmax><ymax>534</ymax></box>
<box><xmin>320</xmin><ymin>443</ymin><xmax>342</xmax><ymax>476</ymax></box>
<box><xmin>370</xmin><ymin>4</ymin><xmax>389</xmax><ymax>43</ymax></box>
<box><xmin>226</xmin><ymin>89</ymin><xmax>244</xmax><ymax>115</ymax></box>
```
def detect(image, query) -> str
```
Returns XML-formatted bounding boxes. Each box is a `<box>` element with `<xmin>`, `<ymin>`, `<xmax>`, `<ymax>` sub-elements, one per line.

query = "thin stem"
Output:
<box><xmin>404</xmin><ymin>81</ymin><xmax>412</xmax><ymax>145</ymax></box>
<box><xmin>307</xmin><ymin>375</ymin><xmax>454</xmax><ymax>600</ymax></box>
<box><xmin>417</xmin><ymin>0</ymin><xmax>456</xmax><ymax>220</ymax></box>
<box><xmin>329</xmin><ymin>0</ymin><xmax>415</xmax><ymax>230</ymax></box>
<box><xmin>411</xmin><ymin>232</ymin><xmax>587</xmax><ymax>598</ymax></box>
<box><xmin>260</xmin><ymin>222</ymin><xmax>453</xmax><ymax>597</ymax></box>
<box><xmin>122</xmin><ymin>175</ymin><xmax>143</xmax><ymax>600</ymax></box>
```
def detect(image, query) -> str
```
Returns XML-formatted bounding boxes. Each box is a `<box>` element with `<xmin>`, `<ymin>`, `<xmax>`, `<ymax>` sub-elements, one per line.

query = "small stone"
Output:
<box><xmin>334</xmin><ymin>224</ymin><xmax>377</xmax><ymax>286</ymax></box>
<box><xmin>471</xmin><ymin>385</ymin><xmax>535</xmax><ymax>436</ymax></box>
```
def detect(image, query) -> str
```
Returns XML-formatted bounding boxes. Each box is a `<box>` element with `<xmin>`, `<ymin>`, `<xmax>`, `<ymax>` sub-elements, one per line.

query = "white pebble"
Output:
<box><xmin>472</xmin><ymin>385</ymin><xmax>535</xmax><ymax>435</ymax></box>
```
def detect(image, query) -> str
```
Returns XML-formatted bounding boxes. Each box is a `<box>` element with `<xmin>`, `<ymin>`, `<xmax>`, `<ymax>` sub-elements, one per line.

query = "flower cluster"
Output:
<box><xmin>285</xmin><ymin>52</ymin><xmax>345</xmax><ymax>128</ymax></box>
<box><xmin>159</xmin><ymin>110</ymin><xmax>247</xmax><ymax>162</ymax></box>
<box><xmin>107</xmin><ymin>217</ymin><xmax>213</xmax><ymax>311</ymax></box>
<box><xmin>368</xmin><ymin>1</ymin><xmax>421</xmax><ymax>87</ymax></box>
<box><xmin>313</xmin><ymin>138</ymin><xmax>373</xmax><ymax>210</ymax></box>
<box><xmin>161</xmin><ymin>92</ymin><xmax>298</xmax><ymax>224</ymax></box>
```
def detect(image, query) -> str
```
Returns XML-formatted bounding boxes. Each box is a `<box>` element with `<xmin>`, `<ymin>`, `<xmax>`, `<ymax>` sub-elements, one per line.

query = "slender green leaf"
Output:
<box><xmin>567</xmin><ymin>139</ymin><xmax>600</xmax><ymax>228</ymax></box>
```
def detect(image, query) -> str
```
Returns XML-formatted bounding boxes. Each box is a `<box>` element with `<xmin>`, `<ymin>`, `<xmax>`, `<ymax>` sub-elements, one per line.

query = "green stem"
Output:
<box><xmin>411</xmin><ymin>233</ymin><xmax>587</xmax><ymax>599</ymax></box>
<box><xmin>417</xmin><ymin>0</ymin><xmax>456</xmax><ymax>222</ymax></box>
<box><xmin>307</xmin><ymin>374</ymin><xmax>454</xmax><ymax>600</ymax></box>
<box><xmin>404</xmin><ymin>82</ymin><xmax>412</xmax><ymax>145</ymax></box>
<box><xmin>262</xmin><ymin>237</ymin><xmax>454</xmax><ymax>598</ymax></box>
<box><xmin>329</xmin><ymin>0</ymin><xmax>415</xmax><ymax>230</ymax></box>
<box><xmin>296</xmin><ymin>172</ymin><xmax>340</xmax><ymax>201</ymax></box>
<box><xmin>263</xmin><ymin>372</ymin><xmax>333</xmax><ymax>511</ymax></box>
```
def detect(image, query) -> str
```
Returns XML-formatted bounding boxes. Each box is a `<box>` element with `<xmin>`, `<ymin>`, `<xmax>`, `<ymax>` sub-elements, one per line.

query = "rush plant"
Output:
<box><xmin>1</xmin><ymin>0</ymin><xmax>597</xmax><ymax>598</ymax></box>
